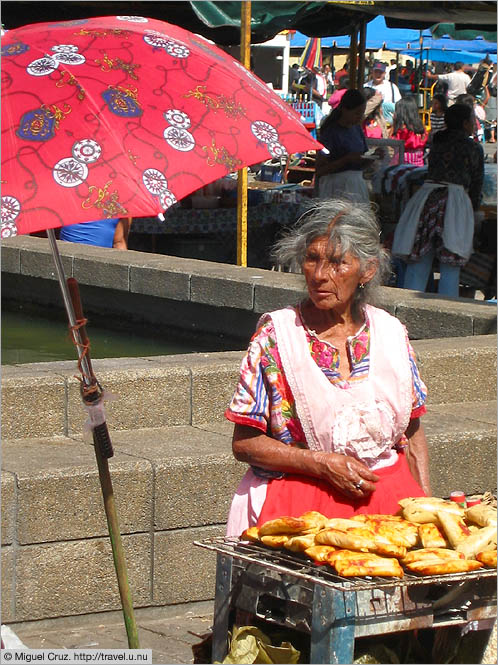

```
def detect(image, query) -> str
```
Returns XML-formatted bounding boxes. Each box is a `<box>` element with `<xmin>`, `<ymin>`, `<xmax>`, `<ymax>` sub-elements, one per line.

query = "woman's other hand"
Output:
<box><xmin>313</xmin><ymin>451</ymin><xmax>380</xmax><ymax>498</ymax></box>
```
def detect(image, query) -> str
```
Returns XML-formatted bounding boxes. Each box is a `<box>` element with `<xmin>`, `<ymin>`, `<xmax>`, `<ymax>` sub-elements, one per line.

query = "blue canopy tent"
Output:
<box><xmin>401</xmin><ymin>48</ymin><xmax>497</xmax><ymax>64</ymax></box>
<box><xmin>290</xmin><ymin>15</ymin><xmax>496</xmax><ymax>54</ymax></box>
<box><xmin>290</xmin><ymin>16</ymin><xmax>421</xmax><ymax>51</ymax></box>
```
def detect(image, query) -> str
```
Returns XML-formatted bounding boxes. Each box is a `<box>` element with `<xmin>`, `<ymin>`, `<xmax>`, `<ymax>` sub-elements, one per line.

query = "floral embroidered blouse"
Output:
<box><xmin>225</xmin><ymin>306</ymin><xmax>427</xmax><ymax>456</ymax></box>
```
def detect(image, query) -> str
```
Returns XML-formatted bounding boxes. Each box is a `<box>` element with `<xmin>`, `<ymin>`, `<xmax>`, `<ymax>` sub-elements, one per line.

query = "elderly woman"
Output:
<box><xmin>315</xmin><ymin>89</ymin><xmax>371</xmax><ymax>203</ymax></box>
<box><xmin>225</xmin><ymin>200</ymin><xmax>430</xmax><ymax>536</ymax></box>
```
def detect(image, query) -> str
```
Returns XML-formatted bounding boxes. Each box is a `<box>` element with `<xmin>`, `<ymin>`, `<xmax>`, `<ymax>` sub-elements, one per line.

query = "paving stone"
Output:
<box><xmin>2</xmin><ymin>437</ymin><xmax>152</xmax><ymax>544</ymax></box>
<box><xmin>153</xmin><ymin>526</ymin><xmax>224</xmax><ymax>605</ymax></box>
<box><xmin>15</xmin><ymin>534</ymin><xmax>151</xmax><ymax>620</ymax></box>
<box><xmin>1</xmin><ymin>546</ymin><xmax>15</xmax><ymax>623</ymax></box>
<box><xmin>1</xmin><ymin>374</ymin><xmax>66</xmax><ymax>439</ymax></box>
<box><xmin>1</xmin><ymin>471</ymin><xmax>16</xmax><ymax>545</ymax></box>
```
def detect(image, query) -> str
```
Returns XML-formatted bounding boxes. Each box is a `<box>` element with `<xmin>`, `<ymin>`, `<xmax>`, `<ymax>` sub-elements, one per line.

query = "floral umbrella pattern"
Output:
<box><xmin>1</xmin><ymin>15</ymin><xmax>321</xmax><ymax>237</ymax></box>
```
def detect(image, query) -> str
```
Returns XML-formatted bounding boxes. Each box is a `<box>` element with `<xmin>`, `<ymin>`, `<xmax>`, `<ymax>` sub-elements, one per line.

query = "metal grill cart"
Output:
<box><xmin>195</xmin><ymin>537</ymin><xmax>497</xmax><ymax>664</ymax></box>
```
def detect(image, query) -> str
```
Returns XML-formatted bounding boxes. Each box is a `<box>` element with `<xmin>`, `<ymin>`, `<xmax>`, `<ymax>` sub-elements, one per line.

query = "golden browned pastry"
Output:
<box><xmin>362</xmin><ymin>519</ymin><xmax>418</xmax><ymax>548</ymax></box>
<box><xmin>455</xmin><ymin>525</ymin><xmax>497</xmax><ymax>560</ymax></box>
<box><xmin>284</xmin><ymin>533</ymin><xmax>317</xmax><ymax>553</ymax></box>
<box><xmin>260</xmin><ymin>534</ymin><xmax>290</xmax><ymax>548</ymax></box>
<box><xmin>304</xmin><ymin>545</ymin><xmax>337</xmax><ymax>563</ymax></box>
<box><xmin>315</xmin><ymin>528</ymin><xmax>372</xmax><ymax>552</ymax></box>
<box><xmin>240</xmin><ymin>526</ymin><xmax>260</xmax><ymax>542</ymax></box>
<box><xmin>371</xmin><ymin>542</ymin><xmax>407</xmax><ymax>559</ymax></box>
<box><xmin>325</xmin><ymin>518</ymin><xmax>364</xmax><ymax>531</ymax></box>
<box><xmin>334</xmin><ymin>553</ymin><xmax>404</xmax><ymax>578</ymax></box>
<box><xmin>476</xmin><ymin>550</ymin><xmax>497</xmax><ymax>568</ymax></box>
<box><xmin>437</xmin><ymin>511</ymin><xmax>472</xmax><ymax>548</ymax></box>
<box><xmin>400</xmin><ymin>497</ymin><xmax>464</xmax><ymax>524</ymax></box>
<box><xmin>404</xmin><ymin>558</ymin><xmax>483</xmax><ymax>575</ymax></box>
<box><xmin>465</xmin><ymin>504</ymin><xmax>497</xmax><ymax>528</ymax></box>
<box><xmin>418</xmin><ymin>523</ymin><xmax>448</xmax><ymax>549</ymax></box>
<box><xmin>401</xmin><ymin>548</ymin><xmax>465</xmax><ymax>566</ymax></box>
<box><xmin>299</xmin><ymin>511</ymin><xmax>330</xmax><ymax>530</ymax></box>
<box><xmin>259</xmin><ymin>516</ymin><xmax>309</xmax><ymax>536</ymax></box>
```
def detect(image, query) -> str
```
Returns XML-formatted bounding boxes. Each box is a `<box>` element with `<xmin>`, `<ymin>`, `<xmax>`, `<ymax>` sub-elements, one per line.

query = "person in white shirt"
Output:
<box><xmin>365</xmin><ymin>61</ymin><xmax>401</xmax><ymax>124</ymax></box>
<box><xmin>427</xmin><ymin>62</ymin><xmax>471</xmax><ymax>105</ymax></box>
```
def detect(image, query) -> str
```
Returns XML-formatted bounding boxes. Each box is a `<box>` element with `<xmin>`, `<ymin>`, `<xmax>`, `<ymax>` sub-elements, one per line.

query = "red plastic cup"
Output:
<box><xmin>466</xmin><ymin>498</ymin><xmax>481</xmax><ymax>507</ymax></box>
<box><xmin>450</xmin><ymin>491</ymin><xmax>466</xmax><ymax>507</ymax></box>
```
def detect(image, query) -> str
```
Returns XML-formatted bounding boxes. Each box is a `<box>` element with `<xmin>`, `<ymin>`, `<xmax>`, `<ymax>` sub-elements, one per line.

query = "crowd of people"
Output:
<box><xmin>288</xmin><ymin>55</ymin><xmax>494</xmax><ymax>299</ymax></box>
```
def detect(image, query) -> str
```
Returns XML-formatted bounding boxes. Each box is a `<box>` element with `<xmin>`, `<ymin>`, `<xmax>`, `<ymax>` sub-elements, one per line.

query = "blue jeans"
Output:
<box><xmin>403</xmin><ymin>249</ymin><xmax>461</xmax><ymax>297</ymax></box>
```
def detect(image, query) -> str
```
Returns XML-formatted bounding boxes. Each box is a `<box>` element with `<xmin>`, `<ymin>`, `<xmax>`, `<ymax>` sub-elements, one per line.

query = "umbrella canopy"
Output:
<box><xmin>299</xmin><ymin>37</ymin><xmax>322</xmax><ymax>70</ymax></box>
<box><xmin>1</xmin><ymin>15</ymin><xmax>321</xmax><ymax>238</ymax></box>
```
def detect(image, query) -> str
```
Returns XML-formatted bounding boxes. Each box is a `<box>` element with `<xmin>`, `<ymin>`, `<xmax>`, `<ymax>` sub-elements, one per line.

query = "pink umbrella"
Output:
<box><xmin>1</xmin><ymin>14</ymin><xmax>322</xmax><ymax>648</ymax></box>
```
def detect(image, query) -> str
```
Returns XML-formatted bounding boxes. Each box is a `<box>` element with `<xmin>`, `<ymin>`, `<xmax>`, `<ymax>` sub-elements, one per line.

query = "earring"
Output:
<box><xmin>359</xmin><ymin>283</ymin><xmax>365</xmax><ymax>289</ymax></box>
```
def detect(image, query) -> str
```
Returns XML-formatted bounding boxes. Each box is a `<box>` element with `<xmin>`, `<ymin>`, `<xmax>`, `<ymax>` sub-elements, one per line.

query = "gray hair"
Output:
<box><xmin>272</xmin><ymin>199</ymin><xmax>391</xmax><ymax>310</ymax></box>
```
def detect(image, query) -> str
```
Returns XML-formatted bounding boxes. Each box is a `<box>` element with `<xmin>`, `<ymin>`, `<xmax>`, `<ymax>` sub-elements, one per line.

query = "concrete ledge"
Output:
<box><xmin>2</xmin><ymin>339</ymin><xmax>496</xmax><ymax>439</ymax></box>
<box><xmin>2</xmin><ymin>236</ymin><xmax>496</xmax><ymax>342</ymax></box>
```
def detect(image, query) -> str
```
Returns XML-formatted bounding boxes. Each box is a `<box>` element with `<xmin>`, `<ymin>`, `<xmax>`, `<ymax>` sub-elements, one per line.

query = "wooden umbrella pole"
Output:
<box><xmin>66</xmin><ymin>275</ymin><xmax>140</xmax><ymax>649</ymax></box>
<box><xmin>237</xmin><ymin>0</ymin><xmax>251</xmax><ymax>267</ymax></box>
<box><xmin>348</xmin><ymin>22</ymin><xmax>358</xmax><ymax>89</ymax></box>
<box><xmin>357</xmin><ymin>20</ymin><xmax>367</xmax><ymax>89</ymax></box>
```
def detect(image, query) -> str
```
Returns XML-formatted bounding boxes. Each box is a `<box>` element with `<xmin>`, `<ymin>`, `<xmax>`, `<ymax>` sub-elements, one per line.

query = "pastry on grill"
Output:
<box><xmin>260</xmin><ymin>534</ymin><xmax>290</xmax><ymax>548</ymax></box>
<box><xmin>240</xmin><ymin>526</ymin><xmax>260</xmax><ymax>542</ymax></box>
<box><xmin>418</xmin><ymin>523</ymin><xmax>449</xmax><ymax>549</ymax></box>
<box><xmin>362</xmin><ymin>519</ymin><xmax>418</xmax><ymax>548</ymax></box>
<box><xmin>284</xmin><ymin>533</ymin><xmax>318</xmax><ymax>553</ymax></box>
<box><xmin>299</xmin><ymin>511</ymin><xmax>330</xmax><ymax>530</ymax></box>
<box><xmin>476</xmin><ymin>550</ymin><xmax>497</xmax><ymax>568</ymax></box>
<box><xmin>325</xmin><ymin>518</ymin><xmax>364</xmax><ymax>531</ymax></box>
<box><xmin>401</xmin><ymin>548</ymin><xmax>465</xmax><ymax>566</ymax></box>
<box><xmin>437</xmin><ymin>511</ymin><xmax>472</xmax><ymax>548</ymax></box>
<box><xmin>400</xmin><ymin>497</ymin><xmax>464</xmax><ymax>524</ymax></box>
<box><xmin>455</xmin><ymin>525</ymin><xmax>497</xmax><ymax>560</ymax></box>
<box><xmin>465</xmin><ymin>504</ymin><xmax>497</xmax><ymax>528</ymax></box>
<box><xmin>304</xmin><ymin>545</ymin><xmax>337</xmax><ymax>563</ymax></box>
<box><xmin>259</xmin><ymin>516</ymin><xmax>310</xmax><ymax>536</ymax></box>
<box><xmin>334</xmin><ymin>553</ymin><xmax>404</xmax><ymax>578</ymax></box>
<box><xmin>404</xmin><ymin>558</ymin><xmax>483</xmax><ymax>575</ymax></box>
<box><xmin>315</xmin><ymin>528</ymin><xmax>372</xmax><ymax>552</ymax></box>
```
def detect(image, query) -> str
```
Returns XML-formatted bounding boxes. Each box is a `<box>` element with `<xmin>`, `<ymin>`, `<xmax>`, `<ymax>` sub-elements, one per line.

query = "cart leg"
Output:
<box><xmin>211</xmin><ymin>553</ymin><xmax>233</xmax><ymax>664</ymax></box>
<box><xmin>310</xmin><ymin>586</ymin><xmax>356</xmax><ymax>664</ymax></box>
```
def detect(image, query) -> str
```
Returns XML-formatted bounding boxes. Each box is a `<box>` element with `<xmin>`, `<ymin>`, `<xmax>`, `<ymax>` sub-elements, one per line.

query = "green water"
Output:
<box><xmin>1</xmin><ymin>309</ymin><xmax>234</xmax><ymax>365</ymax></box>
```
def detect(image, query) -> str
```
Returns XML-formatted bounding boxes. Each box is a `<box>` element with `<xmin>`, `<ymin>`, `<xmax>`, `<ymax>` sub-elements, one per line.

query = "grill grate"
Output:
<box><xmin>195</xmin><ymin>536</ymin><xmax>497</xmax><ymax>593</ymax></box>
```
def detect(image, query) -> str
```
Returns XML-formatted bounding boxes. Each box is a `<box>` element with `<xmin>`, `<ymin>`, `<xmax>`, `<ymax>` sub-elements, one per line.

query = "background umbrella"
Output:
<box><xmin>298</xmin><ymin>36</ymin><xmax>322</xmax><ymax>70</ymax></box>
<box><xmin>1</xmin><ymin>13</ymin><xmax>321</xmax><ymax>647</ymax></box>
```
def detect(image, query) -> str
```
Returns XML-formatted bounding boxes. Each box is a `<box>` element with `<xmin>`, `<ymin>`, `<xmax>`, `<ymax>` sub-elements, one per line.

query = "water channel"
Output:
<box><xmin>2</xmin><ymin>305</ymin><xmax>241</xmax><ymax>365</ymax></box>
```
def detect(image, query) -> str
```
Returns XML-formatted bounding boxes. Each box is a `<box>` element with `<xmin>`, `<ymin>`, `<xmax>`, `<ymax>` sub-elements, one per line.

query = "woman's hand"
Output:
<box><xmin>312</xmin><ymin>451</ymin><xmax>380</xmax><ymax>498</ymax></box>
<box><xmin>232</xmin><ymin>425</ymin><xmax>379</xmax><ymax>498</ymax></box>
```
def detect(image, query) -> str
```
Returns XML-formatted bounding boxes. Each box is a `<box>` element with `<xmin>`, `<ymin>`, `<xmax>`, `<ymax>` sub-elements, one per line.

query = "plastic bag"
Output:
<box><xmin>218</xmin><ymin>625</ymin><xmax>300</xmax><ymax>664</ymax></box>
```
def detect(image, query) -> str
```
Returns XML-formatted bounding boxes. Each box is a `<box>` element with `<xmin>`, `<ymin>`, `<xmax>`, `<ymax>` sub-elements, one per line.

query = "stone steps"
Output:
<box><xmin>2</xmin><ymin>336</ymin><xmax>497</xmax><ymax>440</ymax></box>
<box><xmin>2</xmin><ymin>334</ymin><xmax>496</xmax><ymax>622</ymax></box>
<box><xmin>2</xmin><ymin>403</ymin><xmax>496</xmax><ymax>623</ymax></box>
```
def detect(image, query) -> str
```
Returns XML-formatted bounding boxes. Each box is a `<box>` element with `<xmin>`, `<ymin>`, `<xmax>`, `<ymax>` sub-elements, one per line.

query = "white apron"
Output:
<box><xmin>226</xmin><ymin>305</ymin><xmax>413</xmax><ymax>536</ymax></box>
<box><xmin>392</xmin><ymin>181</ymin><xmax>475</xmax><ymax>260</ymax></box>
<box><xmin>318</xmin><ymin>170</ymin><xmax>370</xmax><ymax>203</ymax></box>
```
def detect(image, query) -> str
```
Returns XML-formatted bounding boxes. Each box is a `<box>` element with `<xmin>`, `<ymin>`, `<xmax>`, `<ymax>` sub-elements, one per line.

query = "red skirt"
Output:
<box><xmin>257</xmin><ymin>452</ymin><xmax>425</xmax><ymax>525</ymax></box>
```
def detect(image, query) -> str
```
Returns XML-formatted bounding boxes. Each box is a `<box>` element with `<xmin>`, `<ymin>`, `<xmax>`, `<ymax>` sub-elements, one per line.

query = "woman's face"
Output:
<box><xmin>340</xmin><ymin>103</ymin><xmax>366</xmax><ymax>127</ymax></box>
<box><xmin>432</xmin><ymin>99</ymin><xmax>442</xmax><ymax>114</ymax></box>
<box><xmin>302</xmin><ymin>236</ymin><xmax>367</xmax><ymax>311</ymax></box>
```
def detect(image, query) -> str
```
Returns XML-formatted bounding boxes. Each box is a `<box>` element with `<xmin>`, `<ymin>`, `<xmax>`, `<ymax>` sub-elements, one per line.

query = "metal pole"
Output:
<box><xmin>47</xmin><ymin>229</ymin><xmax>93</xmax><ymax>387</ymax></box>
<box><xmin>237</xmin><ymin>0</ymin><xmax>251</xmax><ymax>267</ymax></box>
